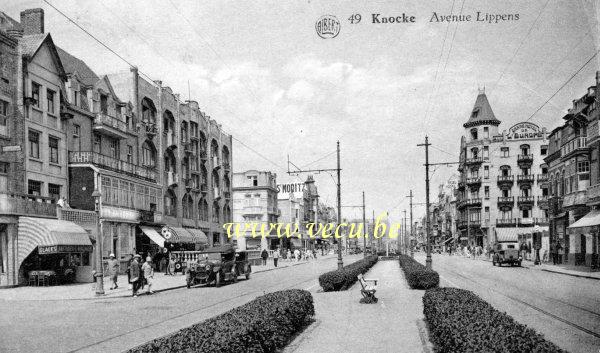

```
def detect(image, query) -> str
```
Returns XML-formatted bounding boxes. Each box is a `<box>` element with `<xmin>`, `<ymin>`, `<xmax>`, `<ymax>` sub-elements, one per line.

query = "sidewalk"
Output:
<box><xmin>285</xmin><ymin>260</ymin><xmax>432</xmax><ymax>353</ymax></box>
<box><xmin>447</xmin><ymin>253</ymin><xmax>600</xmax><ymax>280</ymax></box>
<box><xmin>0</xmin><ymin>257</ymin><xmax>319</xmax><ymax>301</ymax></box>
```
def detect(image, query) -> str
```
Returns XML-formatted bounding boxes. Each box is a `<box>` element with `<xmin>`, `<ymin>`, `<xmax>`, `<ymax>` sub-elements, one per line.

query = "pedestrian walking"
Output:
<box><xmin>273</xmin><ymin>247</ymin><xmax>280</xmax><ymax>267</ymax></box>
<box><xmin>166</xmin><ymin>255</ymin><xmax>174</xmax><ymax>275</ymax></box>
<box><xmin>287</xmin><ymin>249</ymin><xmax>292</xmax><ymax>262</ymax></box>
<box><xmin>294</xmin><ymin>248</ymin><xmax>300</xmax><ymax>262</ymax></box>
<box><xmin>261</xmin><ymin>249</ymin><xmax>268</xmax><ymax>266</ymax></box>
<box><xmin>107</xmin><ymin>253</ymin><xmax>120</xmax><ymax>290</ymax></box>
<box><xmin>142</xmin><ymin>256</ymin><xmax>155</xmax><ymax>295</ymax></box>
<box><xmin>130</xmin><ymin>254</ymin><xmax>141</xmax><ymax>297</ymax></box>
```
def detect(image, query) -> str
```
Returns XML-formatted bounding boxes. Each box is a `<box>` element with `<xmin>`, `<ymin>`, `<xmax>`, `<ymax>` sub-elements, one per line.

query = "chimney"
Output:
<box><xmin>20</xmin><ymin>8</ymin><xmax>44</xmax><ymax>35</ymax></box>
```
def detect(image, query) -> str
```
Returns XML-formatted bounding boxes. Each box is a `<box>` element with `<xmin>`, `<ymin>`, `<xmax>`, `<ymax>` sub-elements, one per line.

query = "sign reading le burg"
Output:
<box><xmin>506</xmin><ymin>122</ymin><xmax>543</xmax><ymax>140</ymax></box>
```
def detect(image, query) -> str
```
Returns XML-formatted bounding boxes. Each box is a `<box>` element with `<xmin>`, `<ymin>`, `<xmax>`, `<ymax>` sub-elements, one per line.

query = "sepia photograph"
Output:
<box><xmin>0</xmin><ymin>0</ymin><xmax>598</xmax><ymax>352</ymax></box>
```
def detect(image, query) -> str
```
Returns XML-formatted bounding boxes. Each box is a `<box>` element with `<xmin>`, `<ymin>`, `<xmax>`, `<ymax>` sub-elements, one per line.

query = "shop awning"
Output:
<box><xmin>495</xmin><ymin>228</ymin><xmax>520</xmax><ymax>242</ymax></box>
<box><xmin>17</xmin><ymin>217</ymin><xmax>93</xmax><ymax>268</ymax></box>
<box><xmin>140</xmin><ymin>226</ymin><xmax>165</xmax><ymax>247</ymax></box>
<box><xmin>184</xmin><ymin>228</ymin><xmax>208</xmax><ymax>244</ymax></box>
<box><xmin>568</xmin><ymin>210</ymin><xmax>600</xmax><ymax>229</ymax></box>
<box><xmin>166</xmin><ymin>227</ymin><xmax>201</xmax><ymax>244</ymax></box>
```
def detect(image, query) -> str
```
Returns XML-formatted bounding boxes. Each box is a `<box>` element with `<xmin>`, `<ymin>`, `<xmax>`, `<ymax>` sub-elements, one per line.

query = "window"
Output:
<box><xmin>520</xmin><ymin>144</ymin><xmax>530</xmax><ymax>155</ymax></box>
<box><xmin>0</xmin><ymin>162</ymin><xmax>8</xmax><ymax>174</ymax></box>
<box><xmin>0</xmin><ymin>99</ymin><xmax>8</xmax><ymax>127</ymax></box>
<box><xmin>577</xmin><ymin>161</ymin><xmax>590</xmax><ymax>173</ymax></box>
<box><xmin>484</xmin><ymin>166</ymin><xmax>489</xmax><ymax>179</ymax></box>
<box><xmin>484</xmin><ymin>207</ymin><xmax>490</xmax><ymax>221</ymax></box>
<box><xmin>28</xmin><ymin>180</ymin><xmax>41</xmax><ymax>195</ymax></box>
<box><xmin>48</xmin><ymin>183</ymin><xmax>60</xmax><ymax>200</ymax></box>
<box><xmin>470</xmin><ymin>128</ymin><xmax>478</xmax><ymax>140</ymax></box>
<box><xmin>0</xmin><ymin>232</ymin><xmax>6</xmax><ymax>273</ymax></box>
<box><xmin>47</xmin><ymin>89</ymin><xmax>55</xmax><ymax>114</ymax></box>
<box><xmin>127</xmin><ymin>145</ymin><xmax>133</xmax><ymax>163</ymax></box>
<box><xmin>502</xmin><ymin>189</ymin><xmax>509</xmax><ymax>197</ymax></box>
<box><xmin>501</xmin><ymin>147</ymin><xmax>509</xmax><ymax>157</ymax></box>
<box><xmin>522</xmin><ymin>209</ymin><xmax>530</xmax><ymax>218</ymax></box>
<box><xmin>32</xmin><ymin>82</ymin><xmax>40</xmax><ymax>108</ymax></box>
<box><xmin>471</xmin><ymin>109</ymin><xmax>479</xmax><ymax>119</ymax></box>
<box><xmin>109</xmin><ymin>138</ymin><xmax>119</xmax><ymax>159</ymax></box>
<box><xmin>248</xmin><ymin>175</ymin><xmax>258</xmax><ymax>186</ymax></box>
<box><xmin>100</xmin><ymin>94</ymin><xmax>108</xmax><ymax>114</ymax></box>
<box><xmin>484</xmin><ymin>186</ymin><xmax>489</xmax><ymax>199</ymax></box>
<box><xmin>93</xmin><ymin>134</ymin><xmax>101</xmax><ymax>154</ymax></box>
<box><xmin>483</xmin><ymin>127</ymin><xmax>489</xmax><ymax>139</ymax></box>
<box><xmin>49</xmin><ymin>136</ymin><xmax>59</xmax><ymax>163</ymax></box>
<box><xmin>483</xmin><ymin>146</ymin><xmax>489</xmax><ymax>159</ymax></box>
<box><xmin>28</xmin><ymin>130</ymin><xmax>39</xmax><ymax>159</ymax></box>
<box><xmin>73</xmin><ymin>90</ymin><xmax>79</xmax><ymax>107</ymax></box>
<box><xmin>73</xmin><ymin>124</ymin><xmax>80</xmax><ymax>138</ymax></box>
<box><xmin>541</xmin><ymin>145</ymin><xmax>548</xmax><ymax>155</ymax></box>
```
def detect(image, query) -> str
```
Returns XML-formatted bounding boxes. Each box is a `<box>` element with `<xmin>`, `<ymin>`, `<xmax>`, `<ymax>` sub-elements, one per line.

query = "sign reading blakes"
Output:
<box><xmin>38</xmin><ymin>245</ymin><xmax>93</xmax><ymax>254</ymax></box>
<box><xmin>506</xmin><ymin>122</ymin><xmax>543</xmax><ymax>140</ymax></box>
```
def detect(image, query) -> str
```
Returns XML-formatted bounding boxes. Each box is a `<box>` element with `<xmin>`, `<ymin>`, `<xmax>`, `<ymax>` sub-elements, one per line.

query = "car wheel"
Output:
<box><xmin>215</xmin><ymin>272</ymin><xmax>221</xmax><ymax>287</ymax></box>
<box><xmin>186</xmin><ymin>279</ymin><xmax>191</xmax><ymax>289</ymax></box>
<box><xmin>233</xmin><ymin>270</ymin><xmax>238</xmax><ymax>283</ymax></box>
<box><xmin>518</xmin><ymin>261</ymin><xmax>522</xmax><ymax>267</ymax></box>
<box><xmin>245</xmin><ymin>272</ymin><xmax>250</xmax><ymax>280</ymax></box>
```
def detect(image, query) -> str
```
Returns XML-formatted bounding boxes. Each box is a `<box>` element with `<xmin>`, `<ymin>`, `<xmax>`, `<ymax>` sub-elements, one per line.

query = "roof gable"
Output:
<box><xmin>21</xmin><ymin>33</ymin><xmax>66</xmax><ymax>78</ymax></box>
<box><xmin>56</xmin><ymin>46</ymin><xmax>99</xmax><ymax>86</ymax></box>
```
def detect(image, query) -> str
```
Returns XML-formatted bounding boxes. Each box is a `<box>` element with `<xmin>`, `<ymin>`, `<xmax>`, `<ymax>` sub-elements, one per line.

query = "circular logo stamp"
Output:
<box><xmin>315</xmin><ymin>15</ymin><xmax>340</xmax><ymax>39</ymax></box>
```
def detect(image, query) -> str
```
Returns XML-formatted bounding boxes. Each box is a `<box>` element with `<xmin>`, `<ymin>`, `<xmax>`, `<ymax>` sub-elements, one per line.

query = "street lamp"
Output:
<box><xmin>92</xmin><ymin>189</ymin><xmax>105</xmax><ymax>296</ymax></box>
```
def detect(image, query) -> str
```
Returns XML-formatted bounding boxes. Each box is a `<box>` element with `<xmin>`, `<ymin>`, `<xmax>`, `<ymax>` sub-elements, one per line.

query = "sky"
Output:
<box><xmin>3</xmin><ymin>0</ymin><xmax>599</xmax><ymax>224</ymax></box>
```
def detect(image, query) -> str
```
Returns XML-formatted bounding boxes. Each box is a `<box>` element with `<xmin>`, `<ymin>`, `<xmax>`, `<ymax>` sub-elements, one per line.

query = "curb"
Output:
<box><xmin>540</xmin><ymin>268</ymin><xmax>600</xmax><ymax>280</ymax></box>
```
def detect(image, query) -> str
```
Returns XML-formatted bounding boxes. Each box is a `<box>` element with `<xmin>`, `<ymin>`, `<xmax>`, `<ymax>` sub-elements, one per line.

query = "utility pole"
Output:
<box><xmin>287</xmin><ymin>141</ymin><xmax>343</xmax><ymax>269</ymax></box>
<box><xmin>372</xmin><ymin>210</ymin><xmax>375</xmax><ymax>253</ymax></box>
<box><xmin>407</xmin><ymin>190</ymin><xmax>414</xmax><ymax>258</ymax></box>
<box><xmin>418</xmin><ymin>136</ymin><xmax>433</xmax><ymax>270</ymax></box>
<box><xmin>362</xmin><ymin>192</ymin><xmax>367</xmax><ymax>258</ymax></box>
<box><xmin>403</xmin><ymin>209</ymin><xmax>408</xmax><ymax>255</ymax></box>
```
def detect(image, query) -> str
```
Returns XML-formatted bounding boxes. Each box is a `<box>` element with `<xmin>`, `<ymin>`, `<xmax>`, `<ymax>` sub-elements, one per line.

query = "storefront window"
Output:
<box><xmin>0</xmin><ymin>231</ymin><xmax>7</xmax><ymax>273</ymax></box>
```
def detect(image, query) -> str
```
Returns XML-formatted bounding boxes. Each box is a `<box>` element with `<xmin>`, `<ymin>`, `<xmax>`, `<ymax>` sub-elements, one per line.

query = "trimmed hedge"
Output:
<box><xmin>127</xmin><ymin>289</ymin><xmax>314</xmax><ymax>353</ymax></box>
<box><xmin>423</xmin><ymin>287</ymin><xmax>565</xmax><ymax>353</ymax></box>
<box><xmin>318</xmin><ymin>255</ymin><xmax>378</xmax><ymax>291</ymax></box>
<box><xmin>398</xmin><ymin>254</ymin><xmax>439</xmax><ymax>289</ymax></box>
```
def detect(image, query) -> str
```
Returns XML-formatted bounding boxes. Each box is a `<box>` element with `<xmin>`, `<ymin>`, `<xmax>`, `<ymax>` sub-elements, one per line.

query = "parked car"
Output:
<box><xmin>492</xmin><ymin>242</ymin><xmax>522</xmax><ymax>267</ymax></box>
<box><xmin>186</xmin><ymin>244</ymin><xmax>251</xmax><ymax>288</ymax></box>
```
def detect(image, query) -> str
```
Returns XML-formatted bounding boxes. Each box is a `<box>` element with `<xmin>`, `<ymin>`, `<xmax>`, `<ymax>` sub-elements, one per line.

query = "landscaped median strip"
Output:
<box><xmin>423</xmin><ymin>287</ymin><xmax>565</xmax><ymax>353</ymax></box>
<box><xmin>126</xmin><ymin>289</ymin><xmax>314</xmax><ymax>353</ymax></box>
<box><xmin>318</xmin><ymin>255</ymin><xmax>378</xmax><ymax>291</ymax></box>
<box><xmin>398</xmin><ymin>255</ymin><xmax>439</xmax><ymax>289</ymax></box>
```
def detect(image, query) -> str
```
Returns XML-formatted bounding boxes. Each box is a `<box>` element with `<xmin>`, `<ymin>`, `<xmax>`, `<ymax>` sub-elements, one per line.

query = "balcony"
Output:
<box><xmin>517</xmin><ymin>196</ymin><xmax>535</xmax><ymax>207</ymax></box>
<box><xmin>465</xmin><ymin>198</ymin><xmax>482</xmax><ymax>207</ymax></box>
<box><xmin>212</xmin><ymin>156</ymin><xmax>221</xmax><ymax>170</ymax></box>
<box><xmin>223</xmin><ymin>162</ymin><xmax>231</xmax><ymax>172</ymax></box>
<box><xmin>182</xmin><ymin>142</ymin><xmax>193</xmax><ymax>155</ymax></box>
<box><xmin>518</xmin><ymin>218</ymin><xmax>535</xmax><ymax>227</ymax></box>
<box><xmin>69</xmin><ymin>151</ymin><xmax>157</xmax><ymax>182</ymax></box>
<box><xmin>465</xmin><ymin>157</ymin><xmax>483</xmax><ymax>166</ymax></box>
<box><xmin>586</xmin><ymin>183</ymin><xmax>600</xmax><ymax>205</ymax></box>
<box><xmin>562</xmin><ymin>190</ymin><xmax>588</xmax><ymax>209</ymax></box>
<box><xmin>224</xmin><ymin>191</ymin><xmax>231</xmax><ymax>199</ymax></box>
<box><xmin>93</xmin><ymin>113</ymin><xmax>128</xmax><ymax>139</ymax></box>
<box><xmin>458</xmin><ymin>219</ymin><xmax>481</xmax><ymax>229</ymax></box>
<box><xmin>165</xmin><ymin>171</ymin><xmax>178</xmax><ymax>187</ymax></box>
<box><xmin>561</xmin><ymin>136</ymin><xmax>588</xmax><ymax>159</ymax></box>
<box><xmin>535</xmin><ymin>217</ymin><xmax>549</xmax><ymax>225</ymax></box>
<box><xmin>537</xmin><ymin>195</ymin><xmax>549</xmax><ymax>209</ymax></box>
<box><xmin>497</xmin><ymin>175</ymin><xmax>514</xmax><ymax>188</ymax></box>
<box><xmin>517</xmin><ymin>174</ymin><xmax>534</xmax><ymax>186</ymax></box>
<box><xmin>243</xmin><ymin>206</ymin><xmax>264</xmax><ymax>215</ymax></box>
<box><xmin>0</xmin><ymin>192</ymin><xmax>57</xmax><ymax>218</ymax></box>
<box><xmin>517</xmin><ymin>154</ymin><xmax>533</xmax><ymax>168</ymax></box>
<box><xmin>537</xmin><ymin>174</ymin><xmax>548</xmax><ymax>185</ymax></box>
<box><xmin>199</xmin><ymin>150</ymin><xmax>208</xmax><ymax>161</ymax></box>
<box><xmin>496</xmin><ymin>218</ymin><xmax>517</xmax><ymax>227</ymax></box>
<box><xmin>466</xmin><ymin>177</ymin><xmax>481</xmax><ymax>188</ymax></box>
<box><xmin>497</xmin><ymin>196</ymin><xmax>514</xmax><ymax>208</ymax></box>
<box><xmin>141</xmin><ymin>121</ymin><xmax>157</xmax><ymax>138</ymax></box>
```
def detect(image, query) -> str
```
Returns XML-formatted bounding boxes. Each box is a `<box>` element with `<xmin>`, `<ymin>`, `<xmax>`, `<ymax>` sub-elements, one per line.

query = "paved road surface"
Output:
<box><xmin>0</xmin><ymin>254</ymin><xmax>362</xmax><ymax>353</ymax></box>
<box><xmin>417</xmin><ymin>253</ymin><xmax>600</xmax><ymax>353</ymax></box>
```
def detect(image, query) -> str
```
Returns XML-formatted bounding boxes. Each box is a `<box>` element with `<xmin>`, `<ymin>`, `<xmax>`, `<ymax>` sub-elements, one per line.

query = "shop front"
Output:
<box><xmin>567</xmin><ymin>209</ymin><xmax>600</xmax><ymax>268</ymax></box>
<box><xmin>17</xmin><ymin>217</ymin><xmax>94</xmax><ymax>285</ymax></box>
<box><xmin>137</xmin><ymin>225</ymin><xmax>208</xmax><ymax>271</ymax></box>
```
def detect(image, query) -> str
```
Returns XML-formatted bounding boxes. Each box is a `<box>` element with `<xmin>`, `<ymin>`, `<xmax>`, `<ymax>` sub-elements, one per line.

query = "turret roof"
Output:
<box><xmin>463</xmin><ymin>90</ymin><xmax>501</xmax><ymax>128</ymax></box>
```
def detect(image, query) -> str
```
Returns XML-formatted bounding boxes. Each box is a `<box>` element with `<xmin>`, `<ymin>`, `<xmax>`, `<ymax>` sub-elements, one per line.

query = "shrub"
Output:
<box><xmin>398</xmin><ymin>254</ymin><xmax>439</xmax><ymax>289</ymax></box>
<box><xmin>127</xmin><ymin>289</ymin><xmax>314</xmax><ymax>353</ymax></box>
<box><xmin>318</xmin><ymin>255</ymin><xmax>378</xmax><ymax>291</ymax></box>
<box><xmin>423</xmin><ymin>287</ymin><xmax>565</xmax><ymax>353</ymax></box>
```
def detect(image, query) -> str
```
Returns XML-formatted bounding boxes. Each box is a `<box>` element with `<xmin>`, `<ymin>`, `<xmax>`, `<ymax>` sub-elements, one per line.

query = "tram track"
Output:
<box><xmin>68</xmin><ymin>263</ymin><xmax>320</xmax><ymax>352</ymax></box>
<box><xmin>442</xmin><ymin>267</ymin><xmax>600</xmax><ymax>340</ymax></box>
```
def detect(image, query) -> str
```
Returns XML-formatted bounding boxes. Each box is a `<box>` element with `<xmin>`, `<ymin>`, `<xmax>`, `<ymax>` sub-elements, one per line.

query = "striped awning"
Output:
<box><xmin>164</xmin><ymin>227</ymin><xmax>201</xmax><ymax>244</ymax></box>
<box><xmin>184</xmin><ymin>228</ymin><xmax>208</xmax><ymax>244</ymax></box>
<box><xmin>17</xmin><ymin>217</ymin><xmax>93</xmax><ymax>270</ymax></box>
<box><xmin>568</xmin><ymin>210</ymin><xmax>600</xmax><ymax>229</ymax></box>
<box><xmin>495</xmin><ymin>228</ymin><xmax>520</xmax><ymax>242</ymax></box>
<box><xmin>140</xmin><ymin>226</ymin><xmax>165</xmax><ymax>247</ymax></box>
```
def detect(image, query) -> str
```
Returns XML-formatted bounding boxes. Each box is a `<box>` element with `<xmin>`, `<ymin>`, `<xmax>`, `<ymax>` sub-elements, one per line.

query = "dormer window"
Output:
<box><xmin>471</xmin><ymin>108</ymin><xmax>479</xmax><ymax>119</ymax></box>
<box><xmin>100</xmin><ymin>94</ymin><xmax>108</xmax><ymax>114</ymax></box>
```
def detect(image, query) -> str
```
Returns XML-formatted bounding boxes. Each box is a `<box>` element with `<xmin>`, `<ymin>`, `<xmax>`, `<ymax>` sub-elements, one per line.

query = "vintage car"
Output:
<box><xmin>492</xmin><ymin>242</ymin><xmax>522</xmax><ymax>267</ymax></box>
<box><xmin>186</xmin><ymin>244</ymin><xmax>251</xmax><ymax>288</ymax></box>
